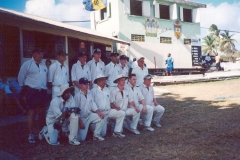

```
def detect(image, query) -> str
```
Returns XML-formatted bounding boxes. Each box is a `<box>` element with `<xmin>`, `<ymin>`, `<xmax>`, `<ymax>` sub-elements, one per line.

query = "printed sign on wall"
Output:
<box><xmin>191</xmin><ymin>46</ymin><xmax>202</xmax><ymax>66</ymax></box>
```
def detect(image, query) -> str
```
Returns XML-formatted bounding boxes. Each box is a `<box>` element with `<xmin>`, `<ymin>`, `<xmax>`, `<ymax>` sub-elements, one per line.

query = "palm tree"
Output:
<box><xmin>209</xmin><ymin>24</ymin><xmax>220</xmax><ymax>54</ymax></box>
<box><xmin>202</xmin><ymin>35</ymin><xmax>216</xmax><ymax>55</ymax></box>
<box><xmin>209</xmin><ymin>24</ymin><xmax>220</xmax><ymax>37</ymax></box>
<box><xmin>219</xmin><ymin>30</ymin><xmax>237</xmax><ymax>54</ymax></box>
<box><xmin>219</xmin><ymin>30</ymin><xmax>237</xmax><ymax>62</ymax></box>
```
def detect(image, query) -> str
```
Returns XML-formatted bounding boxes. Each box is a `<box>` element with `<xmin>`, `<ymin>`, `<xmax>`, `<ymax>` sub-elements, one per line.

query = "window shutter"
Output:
<box><xmin>142</xmin><ymin>1</ymin><xmax>150</xmax><ymax>17</ymax></box>
<box><xmin>192</xmin><ymin>8</ymin><xmax>200</xmax><ymax>23</ymax></box>
<box><xmin>124</xmin><ymin>0</ymin><xmax>130</xmax><ymax>14</ymax></box>
<box><xmin>107</xmin><ymin>2</ymin><xmax>111</xmax><ymax>18</ymax></box>
<box><xmin>170</xmin><ymin>4</ymin><xmax>177</xmax><ymax>20</ymax></box>
<box><xmin>155</xmin><ymin>3</ymin><xmax>160</xmax><ymax>18</ymax></box>
<box><xmin>180</xmin><ymin>6</ymin><xmax>183</xmax><ymax>21</ymax></box>
<box><xmin>95</xmin><ymin>10</ymin><xmax>101</xmax><ymax>22</ymax></box>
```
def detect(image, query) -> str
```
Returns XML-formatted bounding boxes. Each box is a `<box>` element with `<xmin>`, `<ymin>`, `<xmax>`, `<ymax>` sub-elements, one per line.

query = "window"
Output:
<box><xmin>23</xmin><ymin>30</ymin><xmax>65</xmax><ymax>59</ymax></box>
<box><xmin>0</xmin><ymin>25</ymin><xmax>20</xmax><ymax>77</ymax></box>
<box><xmin>160</xmin><ymin>5</ymin><xmax>170</xmax><ymax>20</ymax></box>
<box><xmin>184</xmin><ymin>39</ymin><xmax>191</xmax><ymax>45</ymax></box>
<box><xmin>130</xmin><ymin>0</ymin><xmax>142</xmax><ymax>16</ymax></box>
<box><xmin>100</xmin><ymin>7</ymin><xmax>107</xmax><ymax>20</ymax></box>
<box><xmin>183</xmin><ymin>8</ymin><xmax>192</xmax><ymax>22</ymax></box>
<box><xmin>160</xmin><ymin>37</ymin><xmax>172</xmax><ymax>44</ymax></box>
<box><xmin>131</xmin><ymin>34</ymin><xmax>145</xmax><ymax>42</ymax></box>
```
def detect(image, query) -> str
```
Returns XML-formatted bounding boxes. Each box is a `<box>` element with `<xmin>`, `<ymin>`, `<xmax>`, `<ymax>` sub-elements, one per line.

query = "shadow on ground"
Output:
<box><xmin>0</xmin><ymin>92</ymin><xmax>240</xmax><ymax>160</ymax></box>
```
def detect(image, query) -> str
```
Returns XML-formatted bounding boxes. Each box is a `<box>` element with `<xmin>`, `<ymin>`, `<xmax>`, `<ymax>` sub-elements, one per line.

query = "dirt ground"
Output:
<box><xmin>0</xmin><ymin>78</ymin><xmax>240</xmax><ymax>160</ymax></box>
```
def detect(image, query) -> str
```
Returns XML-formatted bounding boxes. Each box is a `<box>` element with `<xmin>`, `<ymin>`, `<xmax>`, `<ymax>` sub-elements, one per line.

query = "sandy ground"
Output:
<box><xmin>0</xmin><ymin>78</ymin><xmax>240</xmax><ymax>160</ymax></box>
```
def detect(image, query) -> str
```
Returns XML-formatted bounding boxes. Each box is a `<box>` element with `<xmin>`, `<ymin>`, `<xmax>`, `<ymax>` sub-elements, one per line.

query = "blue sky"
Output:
<box><xmin>0</xmin><ymin>0</ymin><xmax>239</xmax><ymax>49</ymax></box>
<box><xmin>0</xmin><ymin>0</ymin><xmax>236</xmax><ymax>13</ymax></box>
<box><xmin>0</xmin><ymin>0</ymin><xmax>25</xmax><ymax>11</ymax></box>
<box><xmin>197</xmin><ymin>0</ymin><xmax>236</xmax><ymax>5</ymax></box>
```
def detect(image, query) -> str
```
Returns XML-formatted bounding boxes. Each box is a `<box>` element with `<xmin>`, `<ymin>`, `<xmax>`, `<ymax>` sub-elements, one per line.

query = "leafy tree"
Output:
<box><xmin>219</xmin><ymin>30</ymin><xmax>237</xmax><ymax>54</ymax></box>
<box><xmin>202</xmin><ymin>24</ymin><xmax>238</xmax><ymax>61</ymax></box>
<box><xmin>208</xmin><ymin>24</ymin><xmax>221</xmax><ymax>54</ymax></box>
<box><xmin>202</xmin><ymin>35</ymin><xmax>216</xmax><ymax>55</ymax></box>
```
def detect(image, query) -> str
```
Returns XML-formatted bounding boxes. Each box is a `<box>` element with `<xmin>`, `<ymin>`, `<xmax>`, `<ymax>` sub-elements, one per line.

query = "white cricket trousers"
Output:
<box><xmin>46</xmin><ymin>113</ymin><xmax>79</xmax><ymax>143</ymax></box>
<box><xmin>52</xmin><ymin>86</ymin><xmax>60</xmax><ymax>98</ymax></box>
<box><xmin>125</xmin><ymin>108</ymin><xmax>140</xmax><ymax>129</ymax></box>
<box><xmin>151</xmin><ymin>104</ymin><xmax>165</xmax><ymax>123</ymax></box>
<box><xmin>138</xmin><ymin>104</ymin><xmax>154</xmax><ymax>127</ymax></box>
<box><xmin>101</xmin><ymin>109</ymin><xmax>125</xmax><ymax>137</ymax></box>
<box><xmin>78</xmin><ymin>113</ymin><xmax>104</xmax><ymax>141</ymax></box>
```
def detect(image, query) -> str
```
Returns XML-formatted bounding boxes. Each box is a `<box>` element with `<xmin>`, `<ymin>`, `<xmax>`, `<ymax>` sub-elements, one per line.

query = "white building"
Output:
<box><xmin>0</xmin><ymin>7</ymin><xmax>129</xmax><ymax>78</ymax></box>
<box><xmin>91</xmin><ymin>0</ymin><xmax>206</xmax><ymax>71</ymax></box>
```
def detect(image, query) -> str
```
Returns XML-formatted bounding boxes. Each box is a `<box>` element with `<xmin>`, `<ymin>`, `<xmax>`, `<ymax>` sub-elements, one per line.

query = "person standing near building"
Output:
<box><xmin>204</xmin><ymin>52</ymin><xmax>212</xmax><ymax>68</ymax></box>
<box><xmin>127</xmin><ymin>74</ymin><xmax>154</xmax><ymax>132</ymax></box>
<box><xmin>117</xmin><ymin>55</ymin><xmax>129</xmax><ymax>77</ymax></box>
<box><xmin>74</xmin><ymin>77</ymin><xmax>105</xmax><ymax>142</ymax></box>
<box><xmin>71</xmin><ymin>51</ymin><xmax>92</xmax><ymax>93</ymax></box>
<box><xmin>18</xmin><ymin>48</ymin><xmax>48</xmax><ymax>143</ymax></box>
<box><xmin>0</xmin><ymin>75</ymin><xmax>27</xmax><ymax>115</ymax></box>
<box><xmin>131</xmin><ymin>58</ymin><xmax>137</xmax><ymax>69</ymax></box>
<box><xmin>45</xmin><ymin>59</ymin><xmax>52</xmax><ymax>69</ymax></box>
<box><xmin>104</xmin><ymin>52</ymin><xmax>120</xmax><ymax>91</ymax></box>
<box><xmin>165</xmin><ymin>53</ymin><xmax>174</xmax><ymax>76</ymax></box>
<box><xmin>91</xmin><ymin>74</ymin><xmax>125</xmax><ymax>137</ymax></box>
<box><xmin>126</xmin><ymin>56</ymin><xmax>132</xmax><ymax>69</ymax></box>
<box><xmin>48</xmin><ymin>50</ymin><xmax>69</xmax><ymax>98</ymax></box>
<box><xmin>215</xmin><ymin>52</ymin><xmax>221</xmax><ymax>71</ymax></box>
<box><xmin>132</xmin><ymin>57</ymin><xmax>149</xmax><ymax>87</ymax></box>
<box><xmin>110</xmin><ymin>74</ymin><xmax>141</xmax><ymax>136</ymax></box>
<box><xmin>39</xmin><ymin>85</ymin><xmax>82</xmax><ymax>145</ymax></box>
<box><xmin>87</xmin><ymin>48</ymin><xmax>105</xmax><ymax>87</ymax></box>
<box><xmin>140</xmin><ymin>74</ymin><xmax>165</xmax><ymax>128</ymax></box>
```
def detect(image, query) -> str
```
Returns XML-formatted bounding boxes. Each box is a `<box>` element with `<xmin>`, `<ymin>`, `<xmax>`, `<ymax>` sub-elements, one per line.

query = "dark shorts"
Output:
<box><xmin>26</xmin><ymin>87</ymin><xmax>48</xmax><ymax>109</ymax></box>
<box><xmin>166</xmin><ymin>67</ymin><xmax>173</xmax><ymax>73</ymax></box>
<box><xmin>5</xmin><ymin>93</ymin><xmax>22</xmax><ymax>99</ymax></box>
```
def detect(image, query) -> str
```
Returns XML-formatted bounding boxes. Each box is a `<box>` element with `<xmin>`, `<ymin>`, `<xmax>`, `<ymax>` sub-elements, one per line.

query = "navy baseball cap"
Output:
<box><xmin>78</xmin><ymin>51</ymin><xmax>87</xmax><ymax>57</ymax></box>
<box><xmin>110</xmin><ymin>52</ymin><xmax>119</xmax><ymax>57</ymax></box>
<box><xmin>56</xmin><ymin>50</ymin><xmax>67</xmax><ymax>56</ymax></box>
<box><xmin>119</xmin><ymin>55</ymin><xmax>127</xmax><ymax>60</ymax></box>
<box><xmin>32</xmin><ymin>48</ymin><xmax>43</xmax><ymax>54</ymax></box>
<box><xmin>92</xmin><ymin>48</ymin><xmax>101</xmax><ymax>54</ymax></box>
<box><xmin>79</xmin><ymin>77</ymin><xmax>90</xmax><ymax>84</ymax></box>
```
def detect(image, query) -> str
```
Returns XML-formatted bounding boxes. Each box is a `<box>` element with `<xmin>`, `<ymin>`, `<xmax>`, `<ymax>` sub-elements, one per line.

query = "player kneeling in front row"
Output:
<box><xmin>91</xmin><ymin>74</ymin><xmax>125</xmax><ymax>138</ymax></box>
<box><xmin>39</xmin><ymin>85</ymin><xmax>82</xmax><ymax>145</ymax></box>
<box><xmin>74</xmin><ymin>77</ymin><xmax>105</xmax><ymax>142</ymax></box>
<box><xmin>127</xmin><ymin>74</ymin><xmax>155</xmax><ymax>132</ymax></box>
<box><xmin>140</xmin><ymin>75</ymin><xmax>165</xmax><ymax>128</ymax></box>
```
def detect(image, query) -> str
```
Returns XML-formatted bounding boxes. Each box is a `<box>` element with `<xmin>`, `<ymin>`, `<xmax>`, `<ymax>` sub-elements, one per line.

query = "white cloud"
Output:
<box><xmin>200</xmin><ymin>2</ymin><xmax>240</xmax><ymax>50</ymax></box>
<box><xmin>24</xmin><ymin>0</ymin><xmax>91</xmax><ymax>28</ymax></box>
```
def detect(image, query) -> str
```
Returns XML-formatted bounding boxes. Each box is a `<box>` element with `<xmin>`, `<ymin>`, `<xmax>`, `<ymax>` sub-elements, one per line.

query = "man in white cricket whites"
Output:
<box><xmin>140</xmin><ymin>74</ymin><xmax>165</xmax><ymax>128</ymax></box>
<box><xmin>127</xmin><ymin>74</ymin><xmax>155</xmax><ymax>132</ymax></box>
<box><xmin>39</xmin><ymin>85</ymin><xmax>82</xmax><ymax>145</ymax></box>
<box><xmin>71</xmin><ymin>51</ymin><xmax>92</xmax><ymax>93</ymax></box>
<box><xmin>132</xmin><ymin>57</ymin><xmax>149</xmax><ymax>87</ymax></box>
<box><xmin>74</xmin><ymin>77</ymin><xmax>105</xmax><ymax>141</ymax></box>
<box><xmin>104</xmin><ymin>52</ymin><xmax>120</xmax><ymax>91</ymax></box>
<box><xmin>131</xmin><ymin>58</ymin><xmax>137</xmax><ymax>69</ymax></box>
<box><xmin>87</xmin><ymin>48</ymin><xmax>105</xmax><ymax>87</ymax></box>
<box><xmin>117</xmin><ymin>55</ymin><xmax>129</xmax><ymax>77</ymax></box>
<box><xmin>110</xmin><ymin>74</ymin><xmax>141</xmax><ymax>135</ymax></box>
<box><xmin>18</xmin><ymin>48</ymin><xmax>48</xmax><ymax>143</ymax></box>
<box><xmin>48</xmin><ymin>50</ymin><xmax>69</xmax><ymax>98</ymax></box>
<box><xmin>91</xmin><ymin>74</ymin><xmax>125</xmax><ymax>137</ymax></box>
